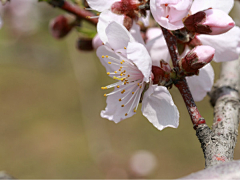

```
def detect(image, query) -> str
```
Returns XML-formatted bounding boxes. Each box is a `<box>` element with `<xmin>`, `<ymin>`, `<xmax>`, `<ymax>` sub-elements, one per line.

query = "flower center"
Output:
<box><xmin>100</xmin><ymin>54</ymin><xmax>145</xmax><ymax>116</ymax></box>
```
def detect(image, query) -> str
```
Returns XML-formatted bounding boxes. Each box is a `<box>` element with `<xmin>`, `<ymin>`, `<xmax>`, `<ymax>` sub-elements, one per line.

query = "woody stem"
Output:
<box><xmin>161</xmin><ymin>26</ymin><xmax>205</xmax><ymax>128</ymax></box>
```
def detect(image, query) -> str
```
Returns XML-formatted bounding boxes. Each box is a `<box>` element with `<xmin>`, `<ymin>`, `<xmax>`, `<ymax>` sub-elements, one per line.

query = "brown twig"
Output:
<box><xmin>47</xmin><ymin>0</ymin><xmax>98</xmax><ymax>25</ymax></box>
<box><xmin>160</xmin><ymin>26</ymin><xmax>205</xmax><ymax>128</ymax></box>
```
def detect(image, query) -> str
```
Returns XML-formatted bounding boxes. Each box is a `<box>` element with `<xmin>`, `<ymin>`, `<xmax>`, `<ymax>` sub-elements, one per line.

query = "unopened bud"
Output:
<box><xmin>202</xmin><ymin>9</ymin><xmax>235</xmax><ymax>35</ymax></box>
<box><xmin>152</xmin><ymin>61</ymin><xmax>172</xmax><ymax>86</ymax></box>
<box><xmin>123</xmin><ymin>15</ymin><xmax>133</xmax><ymax>30</ymax></box>
<box><xmin>178</xmin><ymin>45</ymin><xmax>215</xmax><ymax>75</ymax></box>
<box><xmin>50</xmin><ymin>15</ymin><xmax>74</xmax><ymax>39</ymax></box>
<box><xmin>76</xmin><ymin>37</ymin><xmax>93</xmax><ymax>51</ymax></box>
<box><xmin>184</xmin><ymin>9</ymin><xmax>235</xmax><ymax>35</ymax></box>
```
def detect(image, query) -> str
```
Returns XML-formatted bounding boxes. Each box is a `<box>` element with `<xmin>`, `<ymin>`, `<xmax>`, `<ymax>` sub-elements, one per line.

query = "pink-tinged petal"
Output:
<box><xmin>97</xmin><ymin>10</ymin><xmax>125</xmax><ymax>44</ymax></box>
<box><xmin>203</xmin><ymin>9</ymin><xmax>234</xmax><ymax>35</ymax></box>
<box><xmin>127</xmin><ymin>42</ymin><xmax>152</xmax><ymax>82</ymax></box>
<box><xmin>92</xmin><ymin>34</ymin><xmax>103</xmax><ymax>49</ymax></box>
<box><xmin>197</xmin><ymin>26</ymin><xmax>240</xmax><ymax>62</ymax></box>
<box><xmin>191</xmin><ymin>0</ymin><xmax>234</xmax><ymax>14</ymax></box>
<box><xmin>101</xmin><ymin>84</ymin><xmax>144</xmax><ymax>123</ymax></box>
<box><xmin>106</xmin><ymin>21</ymin><xmax>134</xmax><ymax>51</ymax></box>
<box><xmin>97</xmin><ymin>45</ymin><xmax>126</xmax><ymax>75</ymax></box>
<box><xmin>150</xmin><ymin>0</ymin><xmax>192</xmax><ymax>30</ymax></box>
<box><xmin>129</xmin><ymin>21</ymin><xmax>145</xmax><ymax>44</ymax></box>
<box><xmin>186</xmin><ymin>64</ymin><xmax>214</xmax><ymax>102</ymax></box>
<box><xmin>86</xmin><ymin>0</ymin><xmax>120</xmax><ymax>12</ymax></box>
<box><xmin>141</xmin><ymin>85</ymin><xmax>179</xmax><ymax>131</ymax></box>
<box><xmin>145</xmin><ymin>28</ymin><xmax>171</xmax><ymax>65</ymax></box>
<box><xmin>179</xmin><ymin>45</ymin><xmax>215</xmax><ymax>74</ymax></box>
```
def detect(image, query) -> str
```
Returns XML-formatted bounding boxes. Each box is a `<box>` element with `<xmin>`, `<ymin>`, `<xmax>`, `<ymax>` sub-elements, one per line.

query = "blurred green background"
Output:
<box><xmin>0</xmin><ymin>0</ymin><xmax>239</xmax><ymax>179</ymax></box>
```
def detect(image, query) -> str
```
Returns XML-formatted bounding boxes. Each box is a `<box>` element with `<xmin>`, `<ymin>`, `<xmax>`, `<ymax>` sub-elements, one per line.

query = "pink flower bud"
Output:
<box><xmin>178</xmin><ymin>45</ymin><xmax>215</xmax><ymax>75</ymax></box>
<box><xmin>49</xmin><ymin>15</ymin><xmax>74</xmax><ymax>39</ymax></box>
<box><xmin>184</xmin><ymin>9</ymin><xmax>235</xmax><ymax>35</ymax></box>
<box><xmin>202</xmin><ymin>9</ymin><xmax>235</xmax><ymax>35</ymax></box>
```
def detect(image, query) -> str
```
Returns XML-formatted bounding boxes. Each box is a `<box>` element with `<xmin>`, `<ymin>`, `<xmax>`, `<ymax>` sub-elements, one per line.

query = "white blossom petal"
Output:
<box><xmin>129</xmin><ymin>21</ymin><xmax>145</xmax><ymax>44</ymax></box>
<box><xmin>97</xmin><ymin>10</ymin><xmax>125</xmax><ymax>44</ymax></box>
<box><xmin>141</xmin><ymin>85</ymin><xmax>179</xmax><ymax>131</ymax></box>
<box><xmin>127</xmin><ymin>42</ymin><xmax>152</xmax><ymax>82</ymax></box>
<box><xmin>86</xmin><ymin>0</ymin><xmax>120</xmax><ymax>12</ymax></box>
<box><xmin>145</xmin><ymin>28</ymin><xmax>171</xmax><ymax>65</ymax></box>
<box><xmin>191</xmin><ymin>0</ymin><xmax>234</xmax><ymax>14</ymax></box>
<box><xmin>198</xmin><ymin>26</ymin><xmax>240</xmax><ymax>62</ymax></box>
<box><xmin>186</xmin><ymin>64</ymin><xmax>214</xmax><ymax>102</ymax></box>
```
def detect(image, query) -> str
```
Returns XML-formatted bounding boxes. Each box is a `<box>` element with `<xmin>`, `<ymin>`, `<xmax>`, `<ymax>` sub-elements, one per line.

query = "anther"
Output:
<box><xmin>107</xmin><ymin>72</ymin><xmax>110</xmax><ymax>75</ymax></box>
<box><xmin>117</xmin><ymin>85</ymin><xmax>120</xmax><ymax>88</ymax></box>
<box><xmin>124</xmin><ymin>47</ymin><xmax>126</xmax><ymax>49</ymax></box>
<box><xmin>125</xmin><ymin>113</ymin><xmax>128</xmax><ymax>116</ymax></box>
<box><xmin>108</xmin><ymin>62</ymin><xmax>111</xmax><ymax>64</ymax></box>
<box><xmin>102</xmin><ymin>55</ymin><xmax>105</xmax><ymax>58</ymax></box>
<box><xmin>106</xmin><ymin>55</ymin><xmax>109</xmax><ymax>58</ymax></box>
<box><xmin>121</xmin><ymin>105</ymin><xmax>125</xmax><ymax>107</ymax></box>
<box><xmin>119</xmin><ymin>99</ymin><xmax>122</xmax><ymax>101</ymax></box>
<box><xmin>104</xmin><ymin>94</ymin><xmax>107</xmax><ymax>97</ymax></box>
<box><xmin>114</xmin><ymin>71</ymin><xmax>117</xmax><ymax>73</ymax></box>
<box><xmin>132</xmin><ymin>92</ymin><xmax>134</xmax><ymax>94</ymax></box>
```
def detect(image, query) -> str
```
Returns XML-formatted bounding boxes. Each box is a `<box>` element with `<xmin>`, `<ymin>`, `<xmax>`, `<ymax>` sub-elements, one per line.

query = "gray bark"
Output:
<box><xmin>179</xmin><ymin>160</ymin><xmax>240</xmax><ymax>179</ymax></box>
<box><xmin>197</xmin><ymin>59</ymin><xmax>240</xmax><ymax>168</ymax></box>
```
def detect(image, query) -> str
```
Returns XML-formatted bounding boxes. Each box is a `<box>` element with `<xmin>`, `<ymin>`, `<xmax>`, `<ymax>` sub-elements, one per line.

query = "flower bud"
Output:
<box><xmin>76</xmin><ymin>37</ymin><xmax>93</xmax><ymax>51</ymax></box>
<box><xmin>152</xmin><ymin>61</ymin><xmax>172</xmax><ymax>86</ymax></box>
<box><xmin>184</xmin><ymin>9</ymin><xmax>235</xmax><ymax>35</ymax></box>
<box><xmin>178</xmin><ymin>45</ymin><xmax>215</xmax><ymax>75</ymax></box>
<box><xmin>49</xmin><ymin>15</ymin><xmax>74</xmax><ymax>39</ymax></box>
<box><xmin>202</xmin><ymin>9</ymin><xmax>235</xmax><ymax>35</ymax></box>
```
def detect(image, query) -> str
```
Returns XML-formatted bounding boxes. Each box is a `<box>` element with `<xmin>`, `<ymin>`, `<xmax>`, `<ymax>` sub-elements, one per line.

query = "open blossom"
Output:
<box><xmin>146</xmin><ymin>28</ymin><xmax>214</xmax><ymax>102</ymax></box>
<box><xmin>97</xmin><ymin>21</ymin><xmax>179</xmax><ymax>130</ymax></box>
<box><xmin>150</xmin><ymin>0</ymin><xmax>192</xmax><ymax>30</ymax></box>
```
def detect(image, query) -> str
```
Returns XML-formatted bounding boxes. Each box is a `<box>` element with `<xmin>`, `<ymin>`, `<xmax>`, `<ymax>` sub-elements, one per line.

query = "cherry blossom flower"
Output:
<box><xmin>146</xmin><ymin>28</ymin><xmax>215</xmax><ymax>102</ymax></box>
<box><xmin>97</xmin><ymin>21</ymin><xmax>179</xmax><ymax>130</ymax></box>
<box><xmin>150</xmin><ymin>0</ymin><xmax>192</xmax><ymax>30</ymax></box>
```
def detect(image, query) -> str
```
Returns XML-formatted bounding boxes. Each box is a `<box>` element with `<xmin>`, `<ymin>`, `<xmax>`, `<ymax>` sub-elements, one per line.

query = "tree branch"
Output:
<box><xmin>204</xmin><ymin>58</ymin><xmax>240</xmax><ymax>167</ymax></box>
<box><xmin>46</xmin><ymin>0</ymin><xmax>98</xmax><ymax>25</ymax></box>
<box><xmin>161</xmin><ymin>26</ymin><xmax>206</xmax><ymax>129</ymax></box>
<box><xmin>161</xmin><ymin>26</ymin><xmax>240</xmax><ymax>168</ymax></box>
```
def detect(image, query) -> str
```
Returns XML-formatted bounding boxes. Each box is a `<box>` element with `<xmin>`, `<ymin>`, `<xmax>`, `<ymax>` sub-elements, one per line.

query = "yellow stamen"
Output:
<box><xmin>119</xmin><ymin>99</ymin><xmax>122</xmax><ymax>101</ymax></box>
<box><xmin>106</xmin><ymin>55</ymin><xmax>109</xmax><ymax>58</ymax></box>
<box><xmin>114</xmin><ymin>71</ymin><xmax>117</xmax><ymax>73</ymax></box>
<box><xmin>134</xmin><ymin>109</ymin><xmax>136</xmax><ymax>112</ymax></box>
<box><xmin>125</xmin><ymin>113</ymin><xmax>128</xmax><ymax>116</ymax></box>
<box><xmin>121</xmin><ymin>105</ymin><xmax>124</xmax><ymax>107</ymax></box>
<box><xmin>102</xmin><ymin>55</ymin><xmax>105</xmax><ymax>58</ymax></box>
<box><xmin>117</xmin><ymin>85</ymin><xmax>120</xmax><ymax>88</ymax></box>
<box><xmin>124</xmin><ymin>47</ymin><xmax>126</xmax><ymax>49</ymax></box>
<box><xmin>108</xmin><ymin>62</ymin><xmax>111</xmax><ymax>64</ymax></box>
<box><xmin>132</xmin><ymin>92</ymin><xmax>134</xmax><ymax>94</ymax></box>
<box><xmin>107</xmin><ymin>72</ymin><xmax>110</xmax><ymax>75</ymax></box>
<box><xmin>104</xmin><ymin>94</ymin><xmax>107</xmax><ymax>97</ymax></box>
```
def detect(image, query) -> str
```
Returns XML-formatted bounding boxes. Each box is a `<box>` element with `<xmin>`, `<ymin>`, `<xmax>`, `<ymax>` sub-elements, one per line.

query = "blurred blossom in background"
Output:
<box><xmin>0</xmin><ymin>0</ymin><xmax>239</xmax><ymax>179</ymax></box>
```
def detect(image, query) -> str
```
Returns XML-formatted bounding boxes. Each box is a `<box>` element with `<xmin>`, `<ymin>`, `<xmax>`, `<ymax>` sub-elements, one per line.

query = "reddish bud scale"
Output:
<box><xmin>111</xmin><ymin>0</ymin><xmax>138</xmax><ymax>15</ymax></box>
<box><xmin>184</xmin><ymin>11</ymin><xmax>212</xmax><ymax>34</ymax></box>
<box><xmin>152</xmin><ymin>66</ymin><xmax>171</xmax><ymax>86</ymax></box>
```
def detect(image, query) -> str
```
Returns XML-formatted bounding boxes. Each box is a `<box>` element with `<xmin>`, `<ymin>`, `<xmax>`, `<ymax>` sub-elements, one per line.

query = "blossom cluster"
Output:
<box><xmin>82</xmin><ymin>0</ymin><xmax>239</xmax><ymax>130</ymax></box>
